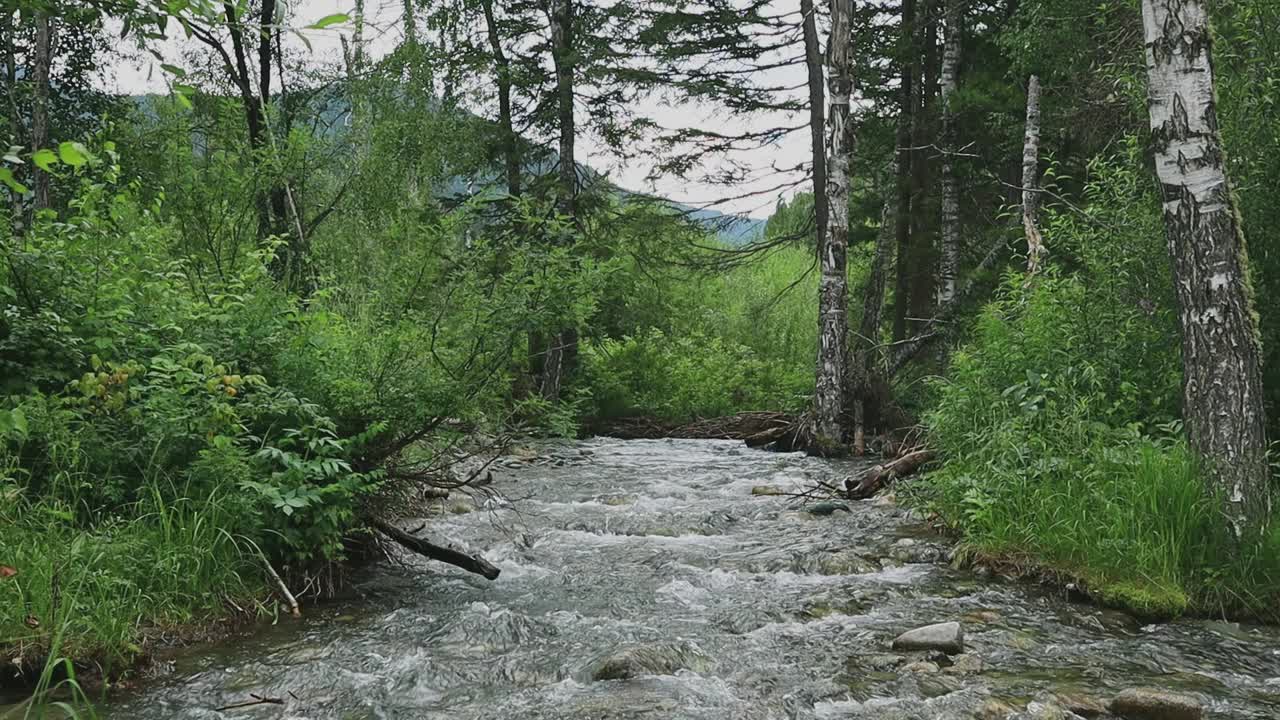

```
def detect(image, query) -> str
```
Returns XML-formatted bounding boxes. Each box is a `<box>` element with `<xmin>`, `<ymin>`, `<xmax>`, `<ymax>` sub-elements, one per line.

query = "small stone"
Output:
<box><xmin>1109</xmin><ymin>688</ymin><xmax>1203</xmax><ymax>720</ymax></box>
<box><xmin>892</xmin><ymin>621</ymin><xmax>965</xmax><ymax>655</ymax></box>
<box><xmin>944</xmin><ymin>653</ymin><xmax>983</xmax><ymax>675</ymax></box>
<box><xmin>872</xmin><ymin>492</ymin><xmax>897</xmax><ymax>506</ymax></box>
<box><xmin>894</xmin><ymin>538</ymin><xmax>917</xmax><ymax>547</ymax></box>
<box><xmin>807</xmin><ymin>501</ymin><xmax>852</xmax><ymax>516</ymax></box>
<box><xmin>901</xmin><ymin>660</ymin><xmax>940</xmax><ymax>673</ymax></box>
<box><xmin>751</xmin><ymin>485</ymin><xmax>785</xmax><ymax>496</ymax></box>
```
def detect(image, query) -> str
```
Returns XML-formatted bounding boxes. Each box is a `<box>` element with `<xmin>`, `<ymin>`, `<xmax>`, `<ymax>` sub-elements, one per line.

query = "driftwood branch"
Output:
<box><xmin>372</xmin><ymin>518</ymin><xmax>501</xmax><ymax>580</ymax></box>
<box><xmin>845</xmin><ymin>449</ymin><xmax>935</xmax><ymax>499</ymax></box>
<box><xmin>260</xmin><ymin>554</ymin><xmax>300</xmax><ymax>618</ymax></box>
<box><xmin>215</xmin><ymin>694</ymin><xmax>285</xmax><ymax>712</ymax></box>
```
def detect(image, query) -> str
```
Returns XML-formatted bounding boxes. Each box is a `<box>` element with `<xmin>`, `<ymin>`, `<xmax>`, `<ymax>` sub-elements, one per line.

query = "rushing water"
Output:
<box><xmin>106</xmin><ymin>438</ymin><xmax>1280</xmax><ymax>719</ymax></box>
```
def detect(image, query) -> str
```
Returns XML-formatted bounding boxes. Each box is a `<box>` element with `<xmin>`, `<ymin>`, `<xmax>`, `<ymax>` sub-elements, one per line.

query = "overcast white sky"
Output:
<box><xmin>106</xmin><ymin>0</ymin><xmax>813</xmax><ymax>219</ymax></box>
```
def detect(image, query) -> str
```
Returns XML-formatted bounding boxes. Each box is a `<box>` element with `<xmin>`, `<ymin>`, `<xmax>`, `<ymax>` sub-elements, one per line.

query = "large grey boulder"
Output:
<box><xmin>891</xmin><ymin>621</ymin><xmax>965</xmax><ymax>655</ymax></box>
<box><xmin>1109</xmin><ymin>688</ymin><xmax>1203</xmax><ymax>720</ymax></box>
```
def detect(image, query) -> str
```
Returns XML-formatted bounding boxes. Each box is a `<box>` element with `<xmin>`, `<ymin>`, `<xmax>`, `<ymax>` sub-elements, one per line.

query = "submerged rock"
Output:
<box><xmin>1109</xmin><ymin>688</ymin><xmax>1203</xmax><ymax>720</ymax></box>
<box><xmin>807</xmin><ymin>501</ymin><xmax>852</xmax><ymax>516</ymax></box>
<box><xmin>590</xmin><ymin>641</ymin><xmax>710</xmax><ymax>681</ymax></box>
<box><xmin>891</xmin><ymin>621</ymin><xmax>965</xmax><ymax>654</ymax></box>
<box><xmin>751</xmin><ymin>485</ymin><xmax>785</xmax><ymax>496</ymax></box>
<box><xmin>943</xmin><ymin>652</ymin><xmax>983</xmax><ymax>675</ymax></box>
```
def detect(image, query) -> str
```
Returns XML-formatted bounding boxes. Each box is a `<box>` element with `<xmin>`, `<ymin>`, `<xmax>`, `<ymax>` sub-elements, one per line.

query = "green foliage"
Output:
<box><xmin>916</xmin><ymin>147</ymin><xmax>1280</xmax><ymax>619</ymax></box>
<box><xmin>585</xmin><ymin>328</ymin><xmax>801</xmax><ymax>421</ymax></box>
<box><xmin>583</xmin><ymin>243</ymin><xmax>824</xmax><ymax>422</ymax></box>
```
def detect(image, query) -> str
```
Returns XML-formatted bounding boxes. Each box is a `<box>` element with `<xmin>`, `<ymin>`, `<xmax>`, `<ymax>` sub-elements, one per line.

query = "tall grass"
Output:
<box><xmin>1</xmin><ymin>475</ymin><xmax>263</xmax><ymax>680</ymax></box>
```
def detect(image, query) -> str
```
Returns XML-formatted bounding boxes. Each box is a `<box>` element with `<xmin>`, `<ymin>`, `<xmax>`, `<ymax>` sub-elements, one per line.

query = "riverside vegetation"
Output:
<box><xmin>2</xmin><ymin>0</ymin><xmax>1280</xmax><ymax>713</ymax></box>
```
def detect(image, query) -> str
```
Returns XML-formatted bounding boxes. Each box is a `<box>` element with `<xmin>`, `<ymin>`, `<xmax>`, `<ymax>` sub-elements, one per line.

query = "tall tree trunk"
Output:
<box><xmin>482</xmin><ymin>0</ymin><xmax>521</xmax><ymax>199</ymax></box>
<box><xmin>813</xmin><ymin>0</ymin><xmax>854</xmax><ymax>449</ymax></box>
<box><xmin>937</xmin><ymin>0</ymin><xmax>961</xmax><ymax>307</ymax></box>
<box><xmin>908</xmin><ymin>4</ymin><xmax>939</xmax><ymax>325</ymax></box>
<box><xmin>341</xmin><ymin>0</ymin><xmax>366</xmax><ymax>86</ymax></box>
<box><xmin>403</xmin><ymin>0</ymin><xmax>418</xmax><ymax>47</ymax></box>
<box><xmin>1022</xmin><ymin>74</ymin><xmax>1044</xmax><ymax>277</ymax></box>
<box><xmin>1140</xmin><ymin>0</ymin><xmax>1270</xmax><ymax>538</ymax></box>
<box><xmin>850</xmin><ymin>173</ymin><xmax>898</xmax><ymax>454</ymax></box>
<box><xmin>4</xmin><ymin>10</ymin><xmax>24</xmax><ymax>224</ymax></box>
<box><xmin>543</xmin><ymin>0</ymin><xmax>577</xmax><ymax>402</ymax></box>
<box><xmin>891</xmin><ymin>0</ymin><xmax>917</xmax><ymax>342</ymax></box>
<box><xmin>800</xmin><ymin>0</ymin><xmax>827</xmax><ymax>252</ymax></box>
<box><xmin>31</xmin><ymin>10</ymin><xmax>51</xmax><ymax>213</ymax></box>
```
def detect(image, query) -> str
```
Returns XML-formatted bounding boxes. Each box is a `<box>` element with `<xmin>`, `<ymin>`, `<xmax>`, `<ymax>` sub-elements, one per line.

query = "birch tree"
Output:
<box><xmin>813</xmin><ymin>0</ymin><xmax>854</xmax><ymax>448</ymax></box>
<box><xmin>1022</xmin><ymin>74</ymin><xmax>1044</xmax><ymax>277</ymax></box>
<box><xmin>1140</xmin><ymin>0</ymin><xmax>1270</xmax><ymax>537</ymax></box>
<box><xmin>936</xmin><ymin>0</ymin><xmax>961</xmax><ymax>306</ymax></box>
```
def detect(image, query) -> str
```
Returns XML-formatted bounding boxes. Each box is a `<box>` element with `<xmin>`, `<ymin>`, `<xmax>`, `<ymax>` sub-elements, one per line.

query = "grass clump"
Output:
<box><xmin>1</xmin><ymin>490</ymin><xmax>261</xmax><ymax>678</ymax></box>
<box><xmin>913</xmin><ymin>151</ymin><xmax>1280</xmax><ymax>620</ymax></box>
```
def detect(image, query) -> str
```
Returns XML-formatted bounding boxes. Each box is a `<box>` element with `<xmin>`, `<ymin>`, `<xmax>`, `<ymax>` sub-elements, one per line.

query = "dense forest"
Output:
<box><xmin>3</xmin><ymin>0</ymin><xmax>1280</xmax><ymax>714</ymax></box>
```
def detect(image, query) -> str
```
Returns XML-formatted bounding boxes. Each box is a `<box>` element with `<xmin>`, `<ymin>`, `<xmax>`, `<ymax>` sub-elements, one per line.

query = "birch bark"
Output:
<box><xmin>1140</xmin><ymin>0</ymin><xmax>1270</xmax><ymax>537</ymax></box>
<box><xmin>813</xmin><ymin>0</ymin><xmax>855</xmax><ymax>448</ymax></box>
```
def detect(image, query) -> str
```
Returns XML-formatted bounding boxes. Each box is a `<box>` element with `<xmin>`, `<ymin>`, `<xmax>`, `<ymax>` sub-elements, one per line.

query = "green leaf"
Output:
<box><xmin>160</xmin><ymin>63</ymin><xmax>186</xmax><ymax>78</ymax></box>
<box><xmin>0</xmin><ymin>168</ymin><xmax>28</xmax><ymax>194</ymax></box>
<box><xmin>290</xmin><ymin>28</ymin><xmax>313</xmax><ymax>51</ymax></box>
<box><xmin>58</xmin><ymin>141</ymin><xmax>90</xmax><ymax>167</ymax></box>
<box><xmin>10</xmin><ymin>409</ymin><xmax>27</xmax><ymax>438</ymax></box>
<box><xmin>32</xmin><ymin>148</ymin><xmax>57</xmax><ymax>171</ymax></box>
<box><xmin>307</xmin><ymin>13</ymin><xmax>348</xmax><ymax>29</ymax></box>
<box><xmin>173</xmin><ymin>84</ymin><xmax>197</xmax><ymax>110</ymax></box>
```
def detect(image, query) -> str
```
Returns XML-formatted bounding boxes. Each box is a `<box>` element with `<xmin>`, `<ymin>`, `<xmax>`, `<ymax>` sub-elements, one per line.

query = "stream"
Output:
<box><xmin>106</xmin><ymin>438</ymin><xmax>1280</xmax><ymax>719</ymax></box>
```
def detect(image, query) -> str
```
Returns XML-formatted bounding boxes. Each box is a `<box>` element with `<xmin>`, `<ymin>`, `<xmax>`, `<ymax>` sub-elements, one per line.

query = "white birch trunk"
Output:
<box><xmin>1022</xmin><ymin>74</ymin><xmax>1043</xmax><ymax>277</ymax></box>
<box><xmin>812</xmin><ymin>0</ymin><xmax>854</xmax><ymax>449</ymax></box>
<box><xmin>937</xmin><ymin>0</ymin><xmax>961</xmax><ymax>307</ymax></box>
<box><xmin>1141</xmin><ymin>0</ymin><xmax>1270</xmax><ymax>537</ymax></box>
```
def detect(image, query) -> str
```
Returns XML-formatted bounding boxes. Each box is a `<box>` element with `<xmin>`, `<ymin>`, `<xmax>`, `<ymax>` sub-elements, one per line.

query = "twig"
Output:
<box><xmin>215</xmin><ymin>693</ymin><xmax>285</xmax><ymax>711</ymax></box>
<box><xmin>260</xmin><ymin>555</ymin><xmax>301</xmax><ymax>618</ymax></box>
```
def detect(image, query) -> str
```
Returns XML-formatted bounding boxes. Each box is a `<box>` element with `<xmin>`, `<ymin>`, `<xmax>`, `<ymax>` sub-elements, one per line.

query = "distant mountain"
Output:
<box><xmin>672</xmin><ymin>204</ymin><xmax>765</xmax><ymax>245</ymax></box>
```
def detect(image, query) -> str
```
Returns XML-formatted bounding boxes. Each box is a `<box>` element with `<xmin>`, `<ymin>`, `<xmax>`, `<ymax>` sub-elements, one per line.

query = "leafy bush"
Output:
<box><xmin>584</xmin><ymin>328</ymin><xmax>806</xmax><ymax>421</ymax></box>
<box><xmin>1</xmin><ymin>152</ymin><xmax>387</xmax><ymax>668</ymax></box>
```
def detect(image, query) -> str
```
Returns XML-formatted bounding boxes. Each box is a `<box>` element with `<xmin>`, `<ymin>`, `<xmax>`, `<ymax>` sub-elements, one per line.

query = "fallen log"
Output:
<box><xmin>372</xmin><ymin>518</ymin><xmax>501</xmax><ymax>580</ymax></box>
<box><xmin>845</xmin><ymin>449</ymin><xmax>935</xmax><ymax>499</ymax></box>
<box><xmin>744</xmin><ymin>424</ymin><xmax>791</xmax><ymax>448</ymax></box>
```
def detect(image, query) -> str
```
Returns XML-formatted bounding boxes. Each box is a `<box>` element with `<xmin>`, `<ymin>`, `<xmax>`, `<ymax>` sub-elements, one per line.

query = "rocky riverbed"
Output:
<box><xmin>104</xmin><ymin>438</ymin><xmax>1280</xmax><ymax>718</ymax></box>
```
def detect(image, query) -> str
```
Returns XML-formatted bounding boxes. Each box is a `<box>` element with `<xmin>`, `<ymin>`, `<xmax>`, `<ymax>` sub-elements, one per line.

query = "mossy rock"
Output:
<box><xmin>1098</xmin><ymin>581</ymin><xmax>1188</xmax><ymax>620</ymax></box>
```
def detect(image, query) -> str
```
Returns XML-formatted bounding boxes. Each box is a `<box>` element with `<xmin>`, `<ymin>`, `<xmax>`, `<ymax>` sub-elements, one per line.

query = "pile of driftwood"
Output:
<box><xmin>595</xmin><ymin>411</ymin><xmax>797</xmax><ymax>443</ymax></box>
